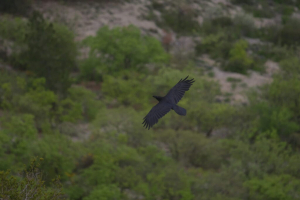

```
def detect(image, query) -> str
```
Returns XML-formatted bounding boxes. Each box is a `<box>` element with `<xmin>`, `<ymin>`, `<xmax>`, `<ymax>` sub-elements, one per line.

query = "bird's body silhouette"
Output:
<box><xmin>142</xmin><ymin>76</ymin><xmax>195</xmax><ymax>129</ymax></box>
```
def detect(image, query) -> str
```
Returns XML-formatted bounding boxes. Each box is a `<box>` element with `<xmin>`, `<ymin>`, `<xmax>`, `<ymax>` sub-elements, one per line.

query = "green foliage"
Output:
<box><xmin>244</xmin><ymin>174</ymin><xmax>300</xmax><ymax>200</ymax></box>
<box><xmin>0</xmin><ymin>158</ymin><xmax>65</xmax><ymax>200</ymax></box>
<box><xmin>101</xmin><ymin>73</ymin><xmax>154</xmax><ymax>110</ymax></box>
<box><xmin>196</xmin><ymin>32</ymin><xmax>233</xmax><ymax>60</ymax></box>
<box><xmin>0</xmin><ymin>77</ymin><xmax>83</xmax><ymax>130</ymax></box>
<box><xmin>188</xmin><ymin>101</ymin><xmax>236</xmax><ymax>134</ymax></box>
<box><xmin>0</xmin><ymin>16</ymin><xmax>27</xmax><ymax>44</ymax></box>
<box><xmin>0</xmin><ymin>114</ymin><xmax>37</xmax><ymax>170</ymax></box>
<box><xmin>67</xmin><ymin>86</ymin><xmax>104</xmax><ymax>121</ymax></box>
<box><xmin>146</xmin><ymin>166</ymin><xmax>194</xmax><ymax>200</ymax></box>
<box><xmin>30</xmin><ymin>134</ymin><xmax>79</xmax><ymax>183</ymax></box>
<box><xmin>83</xmin><ymin>185</ymin><xmax>122</xmax><ymax>200</ymax></box>
<box><xmin>229</xmin><ymin>138</ymin><xmax>300</xmax><ymax>178</ymax></box>
<box><xmin>265</xmin><ymin>58</ymin><xmax>300</xmax><ymax>112</ymax></box>
<box><xmin>223</xmin><ymin>39</ymin><xmax>254</xmax><ymax>74</ymax></box>
<box><xmin>80</xmin><ymin>25</ymin><xmax>169</xmax><ymax>80</ymax></box>
<box><xmin>156</xmin><ymin>129</ymin><xmax>228</xmax><ymax>169</ymax></box>
<box><xmin>252</xmin><ymin>103</ymin><xmax>299</xmax><ymax>137</ymax></box>
<box><xmin>2</xmin><ymin>8</ymin><xmax>300</xmax><ymax>200</ymax></box>
<box><xmin>92</xmin><ymin>106</ymin><xmax>152</xmax><ymax>147</ymax></box>
<box><xmin>23</xmin><ymin>11</ymin><xmax>77</xmax><ymax>94</ymax></box>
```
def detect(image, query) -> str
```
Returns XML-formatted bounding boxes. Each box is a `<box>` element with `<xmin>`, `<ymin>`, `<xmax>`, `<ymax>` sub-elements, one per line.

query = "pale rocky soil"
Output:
<box><xmin>31</xmin><ymin>0</ymin><xmax>281</xmax><ymax>104</ymax></box>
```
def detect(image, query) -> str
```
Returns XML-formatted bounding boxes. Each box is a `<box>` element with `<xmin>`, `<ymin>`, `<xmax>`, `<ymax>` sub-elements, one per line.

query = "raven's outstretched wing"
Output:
<box><xmin>165</xmin><ymin>76</ymin><xmax>195</xmax><ymax>104</ymax></box>
<box><xmin>142</xmin><ymin>102</ymin><xmax>172</xmax><ymax>130</ymax></box>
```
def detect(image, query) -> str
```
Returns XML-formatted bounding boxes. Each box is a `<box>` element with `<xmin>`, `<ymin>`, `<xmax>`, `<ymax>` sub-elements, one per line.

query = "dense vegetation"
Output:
<box><xmin>1</xmin><ymin>1</ymin><xmax>300</xmax><ymax>200</ymax></box>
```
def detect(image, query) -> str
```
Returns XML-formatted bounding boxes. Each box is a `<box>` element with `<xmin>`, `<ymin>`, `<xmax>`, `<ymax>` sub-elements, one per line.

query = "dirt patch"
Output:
<box><xmin>33</xmin><ymin>0</ymin><xmax>164</xmax><ymax>41</ymax></box>
<box><xmin>199</xmin><ymin>55</ymin><xmax>279</xmax><ymax>104</ymax></box>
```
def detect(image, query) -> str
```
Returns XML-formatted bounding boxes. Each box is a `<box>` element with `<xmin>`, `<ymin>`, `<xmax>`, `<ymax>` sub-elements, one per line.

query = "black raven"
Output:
<box><xmin>142</xmin><ymin>76</ymin><xmax>195</xmax><ymax>129</ymax></box>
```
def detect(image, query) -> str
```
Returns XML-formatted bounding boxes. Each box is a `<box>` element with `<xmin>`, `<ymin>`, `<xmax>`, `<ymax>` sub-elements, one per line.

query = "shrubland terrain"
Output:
<box><xmin>1</xmin><ymin>0</ymin><xmax>300</xmax><ymax>199</ymax></box>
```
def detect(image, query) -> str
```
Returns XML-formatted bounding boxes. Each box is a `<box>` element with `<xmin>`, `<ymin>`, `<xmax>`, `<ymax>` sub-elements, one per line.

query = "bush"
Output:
<box><xmin>0</xmin><ymin>114</ymin><xmax>37</xmax><ymax>171</ymax></box>
<box><xmin>262</xmin><ymin>58</ymin><xmax>300</xmax><ymax>123</ymax></box>
<box><xmin>0</xmin><ymin>158</ymin><xmax>65</xmax><ymax>200</ymax></box>
<box><xmin>0</xmin><ymin>16</ymin><xmax>27</xmax><ymax>44</ymax></box>
<box><xmin>67</xmin><ymin>86</ymin><xmax>104</xmax><ymax>121</ymax></box>
<box><xmin>23</xmin><ymin>11</ymin><xmax>77</xmax><ymax>94</ymax></box>
<box><xmin>196</xmin><ymin>32</ymin><xmax>233</xmax><ymax>60</ymax></box>
<box><xmin>0</xmin><ymin>77</ymin><xmax>84</xmax><ymax>131</ymax></box>
<box><xmin>223</xmin><ymin>39</ymin><xmax>254</xmax><ymax>74</ymax></box>
<box><xmin>80</xmin><ymin>25</ymin><xmax>169</xmax><ymax>81</ymax></box>
<box><xmin>156</xmin><ymin>129</ymin><xmax>228</xmax><ymax>169</ymax></box>
<box><xmin>101</xmin><ymin>73</ymin><xmax>154</xmax><ymax>110</ymax></box>
<box><xmin>252</xmin><ymin>103</ymin><xmax>299</xmax><ymax>137</ymax></box>
<box><xmin>244</xmin><ymin>174</ymin><xmax>300</xmax><ymax>200</ymax></box>
<box><xmin>29</xmin><ymin>134</ymin><xmax>79</xmax><ymax>183</ymax></box>
<box><xmin>83</xmin><ymin>185</ymin><xmax>122</xmax><ymax>200</ymax></box>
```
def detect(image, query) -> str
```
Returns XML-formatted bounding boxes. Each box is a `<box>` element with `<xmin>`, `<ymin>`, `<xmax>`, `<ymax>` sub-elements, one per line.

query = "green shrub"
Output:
<box><xmin>223</xmin><ymin>39</ymin><xmax>254</xmax><ymax>74</ymax></box>
<box><xmin>101</xmin><ymin>73</ymin><xmax>154</xmax><ymax>110</ymax></box>
<box><xmin>196</xmin><ymin>32</ymin><xmax>233</xmax><ymax>60</ymax></box>
<box><xmin>23</xmin><ymin>11</ymin><xmax>77</xmax><ymax>94</ymax></box>
<box><xmin>92</xmin><ymin>106</ymin><xmax>152</xmax><ymax>147</ymax></box>
<box><xmin>0</xmin><ymin>16</ymin><xmax>27</xmax><ymax>44</ymax></box>
<box><xmin>29</xmin><ymin>134</ymin><xmax>79</xmax><ymax>183</ymax></box>
<box><xmin>156</xmin><ymin>129</ymin><xmax>228</xmax><ymax>169</ymax></box>
<box><xmin>80</xmin><ymin>25</ymin><xmax>169</xmax><ymax>81</ymax></box>
<box><xmin>0</xmin><ymin>158</ymin><xmax>65</xmax><ymax>200</ymax></box>
<box><xmin>252</xmin><ymin>103</ymin><xmax>299</xmax><ymax>137</ymax></box>
<box><xmin>0</xmin><ymin>114</ymin><xmax>37</xmax><ymax>171</ymax></box>
<box><xmin>0</xmin><ymin>77</ymin><xmax>84</xmax><ymax>130</ymax></box>
<box><xmin>262</xmin><ymin>58</ymin><xmax>300</xmax><ymax>123</ymax></box>
<box><xmin>244</xmin><ymin>174</ymin><xmax>300</xmax><ymax>200</ymax></box>
<box><xmin>68</xmin><ymin>86</ymin><xmax>104</xmax><ymax>121</ymax></box>
<box><xmin>230</xmin><ymin>136</ymin><xmax>300</xmax><ymax>177</ymax></box>
<box><xmin>83</xmin><ymin>185</ymin><xmax>122</xmax><ymax>200</ymax></box>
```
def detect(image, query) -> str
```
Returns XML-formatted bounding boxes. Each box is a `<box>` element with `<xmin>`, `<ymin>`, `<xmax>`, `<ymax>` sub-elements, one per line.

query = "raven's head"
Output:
<box><xmin>153</xmin><ymin>96</ymin><xmax>163</xmax><ymax>102</ymax></box>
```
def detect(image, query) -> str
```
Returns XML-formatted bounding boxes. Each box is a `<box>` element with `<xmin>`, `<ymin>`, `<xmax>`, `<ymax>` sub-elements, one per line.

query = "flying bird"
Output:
<box><xmin>142</xmin><ymin>76</ymin><xmax>195</xmax><ymax>129</ymax></box>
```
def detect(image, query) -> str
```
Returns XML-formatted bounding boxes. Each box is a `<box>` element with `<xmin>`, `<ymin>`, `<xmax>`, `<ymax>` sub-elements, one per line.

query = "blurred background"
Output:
<box><xmin>1</xmin><ymin>0</ymin><xmax>300</xmax><ymax>199</ymax></box>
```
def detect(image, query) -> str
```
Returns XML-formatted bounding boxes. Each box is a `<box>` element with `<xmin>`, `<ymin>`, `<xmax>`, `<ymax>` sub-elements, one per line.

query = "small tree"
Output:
<box><xmin>80</xmin><ymin>25</ymin><xmax>169</xmax><ymax>81</ymax></box>
<box><xmin>25</xmin><ymin>11</ymin><xmax>77</xmax><ymax>94</ymax></box>
<box><xmin>223</xmin><ymin>39</ymin><xmax>254</xmax><ymax>74</ymax></box>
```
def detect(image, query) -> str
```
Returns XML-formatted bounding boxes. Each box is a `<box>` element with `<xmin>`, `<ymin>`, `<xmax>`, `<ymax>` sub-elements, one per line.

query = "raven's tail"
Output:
<box><xmin>173</xmin><ymin>105</ymin><xmax>186</xmax><ymax>116</ymax></box>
